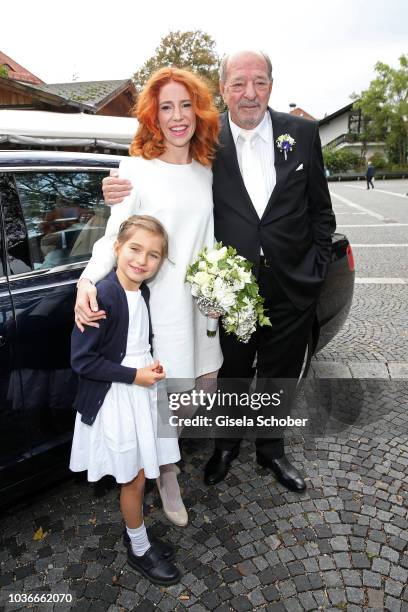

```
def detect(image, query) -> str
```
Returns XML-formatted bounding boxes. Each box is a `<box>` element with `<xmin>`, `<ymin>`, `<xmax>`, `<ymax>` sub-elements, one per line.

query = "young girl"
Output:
<box><xmin>70</xmin><ymin>215</ymin><xmax>181</xmax><ymax>586</ymax></box>
<box><xmin>75</xmin><ymin>67</ymin><xmax>223</xmax><ymax>526</ymax></box>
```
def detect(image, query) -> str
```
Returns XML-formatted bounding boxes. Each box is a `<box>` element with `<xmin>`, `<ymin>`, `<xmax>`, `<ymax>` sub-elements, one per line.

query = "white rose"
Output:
<box><xmin>230</xmin><ymin>278</ymin><xmax>243</xmax><ymax>291</ymax></box>
<box><xmin>201</xmin><ymin>284</ymin><xmax>213</xmax><ymax>298</ymax></box>
<box><xmin>194</xmin><ymin>271</ymin><xmax>212</xmax><ymax>286</ymax></box>
<box><xmin>212</xmin><ymin>278</ymin><xmax>236</xmax><ymax>309</ymax></box>
<box><xmin>238</xmin><ymin>269</ymin><xmax>252</xmax><ymax>284</ymax></box>
<box><xmin>218</xmin><ymin>290</ymin><xmax>236</xmax><ymax>309</ymax></box>
<box><xmin>206</xmin><ymin>246</ymin><xmax>227</xmax><ymax>264</ymax></box>
<box><xmin>213</xmin><ymin>276</ymin><xmax>226</xmax><ymax>292</ymax></box>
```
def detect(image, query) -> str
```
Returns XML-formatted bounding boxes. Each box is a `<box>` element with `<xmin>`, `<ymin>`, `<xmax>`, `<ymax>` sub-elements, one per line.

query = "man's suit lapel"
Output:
<box><xmin>261</xmin><ymin>108</ymin><xmax>292</xmax><ymax>220</ymax></box>
<box><xmin>219</xmin><ymin>114</ymin><xmax>262</xmax><ymax>222</ymax></box>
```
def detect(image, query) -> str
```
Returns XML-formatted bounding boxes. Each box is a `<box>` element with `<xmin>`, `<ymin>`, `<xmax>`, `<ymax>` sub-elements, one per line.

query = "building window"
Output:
<box><xmin>348</xmin><ymin>110</ymin><xmax>361</xmax><ymax>135</ymax></box>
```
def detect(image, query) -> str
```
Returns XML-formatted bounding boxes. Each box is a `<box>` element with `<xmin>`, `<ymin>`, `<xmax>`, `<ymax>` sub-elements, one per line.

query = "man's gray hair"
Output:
<box><xmin>219</xmin><ymin>51</ymin><xmax>273</xmax><ymax>82</ymax></box>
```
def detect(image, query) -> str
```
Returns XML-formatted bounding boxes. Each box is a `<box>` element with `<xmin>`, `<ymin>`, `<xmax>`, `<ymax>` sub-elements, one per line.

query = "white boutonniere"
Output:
<box><xmin>276</xmin><ymin>134</ymin><xmax>296</xmax><ymax>160</ymax></box>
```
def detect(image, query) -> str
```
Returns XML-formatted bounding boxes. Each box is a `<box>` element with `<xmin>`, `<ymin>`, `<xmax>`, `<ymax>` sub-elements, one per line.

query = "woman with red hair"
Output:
<box><xmin>75</xmin><ymin>67</ymin><xmax>223</xmax><ymax>532</ymax></box>
<box><xmin>129</xmin><ymin>66</ymin><xmax>219</xmax><ymax>165</ymax></box>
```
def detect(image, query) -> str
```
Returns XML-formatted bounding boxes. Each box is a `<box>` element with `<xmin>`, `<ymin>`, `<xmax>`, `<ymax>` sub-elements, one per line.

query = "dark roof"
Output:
<box><xmin>0</xmin><ymin>76</ymin><xmax>74</xmax><ymax>109</ymax></box>
<box><xmin>26</xmin><ymin>79</ymin><xmax>133</xmax><ymax>112</ymax></box>
<box><xmin>319</xmin><ymin>102</ymin><xmax>354</xmax><ymax>126</ymax></box>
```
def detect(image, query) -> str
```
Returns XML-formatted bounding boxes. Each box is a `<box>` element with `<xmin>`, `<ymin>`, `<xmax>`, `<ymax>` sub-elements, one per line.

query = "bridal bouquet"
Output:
<box><xmin>186</xmin><ymin>243</ymin><xmax>271</xmax><ymax>343</ymax></box>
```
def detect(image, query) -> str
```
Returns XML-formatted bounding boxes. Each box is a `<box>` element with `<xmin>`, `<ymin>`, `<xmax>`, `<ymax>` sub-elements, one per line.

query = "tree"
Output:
<box><xmin>352</xmin><ymin>55</ymin><xmax>408</xmax><ymax>165</ymax></box>
<box><xmin>0</xmin><ymin>64</ymin><xmax>9</xmax><ymax>78</ymax></box>
<box><xmin>132</xmin><ymin>30</ymin><xmax>224</xmax><ymax>110</ymax></box>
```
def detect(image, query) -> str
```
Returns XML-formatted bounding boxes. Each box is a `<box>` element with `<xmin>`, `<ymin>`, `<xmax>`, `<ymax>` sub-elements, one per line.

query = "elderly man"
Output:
<box><xmin>77</xmin><ymin>51</ymin><xmax>334</xmax><ymax>493</ymax></box>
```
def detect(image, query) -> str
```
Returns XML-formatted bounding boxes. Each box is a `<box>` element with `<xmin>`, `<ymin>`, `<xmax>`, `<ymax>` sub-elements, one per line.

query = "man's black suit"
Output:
<box><xmin>211</xmin><ymin>108</ymin><xmax>335</xmax><ymax>458</ymax></box>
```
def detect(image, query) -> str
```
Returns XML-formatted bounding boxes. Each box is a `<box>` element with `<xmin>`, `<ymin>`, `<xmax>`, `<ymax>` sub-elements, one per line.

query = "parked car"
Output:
<box><xmin>0</xmin><ymin>151</ymin><xmax>355</xmax><ymax>507</ymax></box>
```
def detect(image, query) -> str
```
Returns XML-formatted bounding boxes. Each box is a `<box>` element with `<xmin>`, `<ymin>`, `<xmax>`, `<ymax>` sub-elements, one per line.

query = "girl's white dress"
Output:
<box><xmin>69</xmin><ymin>289</ymin><xmax>180</xmax><ymax>483</ymax></box>
<box><xmin>84</xmin><ymin>157</ymin><xmax>224</xmax><ymax>391</ymax></box>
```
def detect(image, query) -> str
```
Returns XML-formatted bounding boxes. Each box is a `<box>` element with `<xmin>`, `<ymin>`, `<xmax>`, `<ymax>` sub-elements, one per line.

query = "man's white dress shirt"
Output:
<box><xmin>229</xmin><ymin>111</ymin><xmax>276</xmax><ymax>219</ymax></box>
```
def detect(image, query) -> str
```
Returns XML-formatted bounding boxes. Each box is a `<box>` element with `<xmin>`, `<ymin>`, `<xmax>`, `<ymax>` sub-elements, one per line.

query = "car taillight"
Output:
<box><xmin>347</xmin><ymin>245</ymin><xmax>355</xmax><ymax>272</ymax></box>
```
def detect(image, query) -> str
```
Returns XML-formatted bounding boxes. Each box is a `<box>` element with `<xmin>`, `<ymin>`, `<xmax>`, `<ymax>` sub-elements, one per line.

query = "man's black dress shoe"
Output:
<box><xmin>204</xmin><ymin>447</ymin><xmax>239</xmax><ymax>485</ymax></box>
<box><xmin>123</xmin><ymin>529</ymin><xmax>175</xmax><ymax>560</ymax></box>
<box><xmin>256</xmin><ymin>454</ymin><xmax>306</xmax><ymax>492</ymax></box>
<box><xmin>126</xmin><ymin>539</ymin><xmax>180</xmax><ymax>585</ymax></box>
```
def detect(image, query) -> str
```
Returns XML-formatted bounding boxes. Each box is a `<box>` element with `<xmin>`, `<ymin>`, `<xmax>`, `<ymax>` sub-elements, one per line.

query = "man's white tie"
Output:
<box><xmin>240</xmin><ymin>131</ymin><xmax>268</xmax><ymax>219</ymax></box>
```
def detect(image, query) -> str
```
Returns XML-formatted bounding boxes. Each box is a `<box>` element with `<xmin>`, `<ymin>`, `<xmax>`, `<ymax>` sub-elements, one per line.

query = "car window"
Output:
<box><xmin>13</xmin><ymin>170</ymin><xmax>110</xmax><ymax>271</ymax></box>
<box><xmin>0</xmin><ymin>173</ymin><xmax>31</xmax><ymax>275</ymax></box>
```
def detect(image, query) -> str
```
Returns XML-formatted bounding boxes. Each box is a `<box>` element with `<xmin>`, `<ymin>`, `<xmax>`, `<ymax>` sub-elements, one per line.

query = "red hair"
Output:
<box><xmin>129</xmin><ymin>67</ymin><xmax>219</xmax><ymax>167</ymax></box>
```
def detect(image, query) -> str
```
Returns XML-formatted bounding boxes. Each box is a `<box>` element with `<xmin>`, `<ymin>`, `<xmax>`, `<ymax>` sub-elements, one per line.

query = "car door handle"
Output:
<box><xmin>0</xmin><ymin>335</ymin><xmax>5</xmax><ymax>347</ymax></box>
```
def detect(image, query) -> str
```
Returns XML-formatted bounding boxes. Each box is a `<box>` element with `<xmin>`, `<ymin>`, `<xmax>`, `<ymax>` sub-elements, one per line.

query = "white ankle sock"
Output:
<box><xmin>126</xmin><ymin>523</ymin><xmax>150</xmax><ymax>557</ymax></box>
<box><xmin>158</xmin><ymin>464</ymin><xmax>184</xmax><ymax>512</ymax></box>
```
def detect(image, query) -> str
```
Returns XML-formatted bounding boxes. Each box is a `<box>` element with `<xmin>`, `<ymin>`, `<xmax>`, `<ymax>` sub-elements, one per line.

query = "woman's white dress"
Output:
<box><xmin>69</xmin><ymin>289</ymin><xmax>180</xmax><ymax>483</ymax></box>
<box><xmin>84</xmin><ymin>157</ymin><xmax>223</xmax><ymax>391</ymax></box>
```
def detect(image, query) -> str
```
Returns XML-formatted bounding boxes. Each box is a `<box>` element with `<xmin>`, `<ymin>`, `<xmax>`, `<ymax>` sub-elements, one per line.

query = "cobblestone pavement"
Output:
<box><xmin>313</xmin><ymin>284</ymin><xmax>408</xmax><ymax>366</ymax></box>
<box><xmin>1</xmin><ymin>384</ymin><xmax>408</xmax><ymax>612</ymax></box>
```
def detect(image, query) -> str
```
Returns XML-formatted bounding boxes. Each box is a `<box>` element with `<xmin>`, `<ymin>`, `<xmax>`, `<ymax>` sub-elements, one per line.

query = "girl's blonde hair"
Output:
<box><xmin>117</xmin><ymin>215</ymin><xmax>169</xmax><ymax>259</ymax></box>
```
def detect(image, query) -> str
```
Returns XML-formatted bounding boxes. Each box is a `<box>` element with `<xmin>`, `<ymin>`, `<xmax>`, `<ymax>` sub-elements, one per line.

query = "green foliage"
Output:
<box><xmin>352</xmin><ymin>54</ymin><xmax>408</xmax><ymax>165</ymax></box>
<box><xmin>387</xmin><ymin>163</ymin><xmax>408</xmax><ymax>172</ymax></box>
<box><xmin>368</xmin><ymin>153</ymin><xmax>387</xmax><ymax>169</ymax></box>
<box><xmin>0</xmin><ymin>64</ymin><xmax>9</xmax><ymax>78</ymax></box>
<box><xmin>132</xmin><ymin>30</ymin><xmax>224</xmax><ymax>110</ymax></box>
<box><xmin>323</xmin><ymin>149</ymin><xmax>360</xmax><ymax>173</ymax></box>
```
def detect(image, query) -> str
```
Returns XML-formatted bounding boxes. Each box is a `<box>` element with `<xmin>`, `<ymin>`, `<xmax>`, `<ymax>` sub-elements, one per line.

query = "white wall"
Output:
<box><xmin>319</xmin><ymin>113</ymin><xmax>349</xmax><ymax>147</ymax></box>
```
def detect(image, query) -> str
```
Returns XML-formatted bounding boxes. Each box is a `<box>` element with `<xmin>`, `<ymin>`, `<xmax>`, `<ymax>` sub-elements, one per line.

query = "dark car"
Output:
<box><xmin>0</xmin><ymin>151</ymin><xmax>355</xmax><ymax>507</ymax></box>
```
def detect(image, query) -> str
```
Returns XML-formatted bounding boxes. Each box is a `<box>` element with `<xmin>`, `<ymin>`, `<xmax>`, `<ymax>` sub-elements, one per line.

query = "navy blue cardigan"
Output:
<box><xmin>71</xmin><ymin>270</ymin><xmax>153</xmax><ymax>425</ymax></box>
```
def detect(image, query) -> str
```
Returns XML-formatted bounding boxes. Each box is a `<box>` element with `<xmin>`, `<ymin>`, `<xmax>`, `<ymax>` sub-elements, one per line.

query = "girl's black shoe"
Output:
<box><xmin>126</xmin><ymin>541</ymin><xmax>180</xmax><ymax>585</ymax></box>
<box><xmin>123</xmin><ymin>529</ymin><xmax>175</xmax><ymax>560</ymax></box>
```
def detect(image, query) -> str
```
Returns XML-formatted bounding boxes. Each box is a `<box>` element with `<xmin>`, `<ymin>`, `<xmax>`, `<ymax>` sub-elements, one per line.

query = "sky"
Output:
<box><xmin>2</xmin><ymin>0</ymin><xmax>407</xmax><ymax>119</ymax></box>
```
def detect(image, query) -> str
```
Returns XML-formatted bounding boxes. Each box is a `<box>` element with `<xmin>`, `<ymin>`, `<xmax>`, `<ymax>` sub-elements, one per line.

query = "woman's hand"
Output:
<box><xmin>102</xmin><ymin>169</ymin><xmax>132</xmax><ymax>205</ymax></box>
<box><xmin>75</xmin><ymin>279</ymin><xmax>106</xmax><ymax>332</ymax></box>
<box><xmin>135</xmin><ymin>360</ymin><xmax>166</xmax><ymax>386</ymax></box>
<box><xmin>208</xmin><ymin>311</ymin><xmax>222</xmax><ymax>319</ymax></box>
